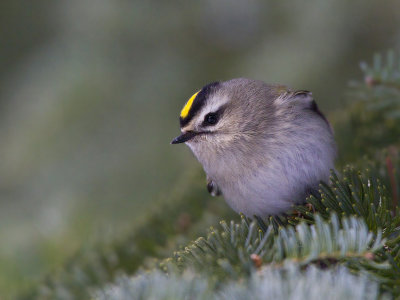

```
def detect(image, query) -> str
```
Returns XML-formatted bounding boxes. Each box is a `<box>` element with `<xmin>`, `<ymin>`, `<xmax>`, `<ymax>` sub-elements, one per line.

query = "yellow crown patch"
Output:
<box><xmin>180</xmin><ymin>91</ymin><xmax>200</xmax><ymax>118</ymax></box>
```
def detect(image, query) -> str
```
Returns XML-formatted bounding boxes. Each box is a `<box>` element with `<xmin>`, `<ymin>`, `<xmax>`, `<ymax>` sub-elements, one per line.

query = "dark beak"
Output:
<box><xmin>171</xmin><ymin>131</ymin><xmax>198</xmax><ymax>144</ymax></box>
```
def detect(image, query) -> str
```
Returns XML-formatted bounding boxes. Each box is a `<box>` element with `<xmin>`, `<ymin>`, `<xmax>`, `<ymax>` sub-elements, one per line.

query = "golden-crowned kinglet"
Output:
<box><xmin>172</xmin><ymin>78</ymin><xmax>336</xmax><ymax>217</ymax></box>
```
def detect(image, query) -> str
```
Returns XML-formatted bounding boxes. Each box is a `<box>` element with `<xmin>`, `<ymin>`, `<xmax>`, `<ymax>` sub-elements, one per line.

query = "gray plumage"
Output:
<box><xmin>172</xmin><ymin>78</ymin><xmax>336</xmax><ymax>217</ymax></box>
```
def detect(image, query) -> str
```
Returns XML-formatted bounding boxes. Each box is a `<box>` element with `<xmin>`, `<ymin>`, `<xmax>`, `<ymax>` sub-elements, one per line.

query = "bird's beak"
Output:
<box><xmin>171</xmin><ymin>131</ymin><xmax>198</xmax><ymax>144</ymax></box>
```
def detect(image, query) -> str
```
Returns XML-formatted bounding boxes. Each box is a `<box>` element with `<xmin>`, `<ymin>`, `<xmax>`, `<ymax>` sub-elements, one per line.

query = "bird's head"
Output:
<box><xmin>171</xmin><ymin>79</ymin><xmax>281</xmax><ymax>149</ymax></box>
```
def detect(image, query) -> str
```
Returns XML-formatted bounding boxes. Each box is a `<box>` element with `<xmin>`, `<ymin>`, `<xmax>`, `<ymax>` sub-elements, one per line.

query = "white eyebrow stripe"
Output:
<box><xmin>197</xmin><ymin>95</ymin><xmax>229</xmax><ymax>122</ymax></box>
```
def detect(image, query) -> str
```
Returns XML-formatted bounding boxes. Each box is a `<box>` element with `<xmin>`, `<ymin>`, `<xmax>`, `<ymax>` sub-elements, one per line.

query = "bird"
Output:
<box><xmin>171</xmin><ymin>78</ymin><xmax>336</xmax><ymax>217</ymax></box>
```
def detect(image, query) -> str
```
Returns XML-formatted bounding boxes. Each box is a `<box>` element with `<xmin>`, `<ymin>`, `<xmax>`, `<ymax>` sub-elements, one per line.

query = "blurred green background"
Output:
<box><xmin>1</xmin><ymin>0</ymin><xmax>400</xmax><ymax>296</ymax></box>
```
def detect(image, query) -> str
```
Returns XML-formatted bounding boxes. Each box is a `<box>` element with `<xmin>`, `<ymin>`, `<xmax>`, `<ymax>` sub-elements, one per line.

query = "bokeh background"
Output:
<box><xmin>1</xmin><ymin>0</ymin><xmax>400</xmax><ymax>296</ymax></box>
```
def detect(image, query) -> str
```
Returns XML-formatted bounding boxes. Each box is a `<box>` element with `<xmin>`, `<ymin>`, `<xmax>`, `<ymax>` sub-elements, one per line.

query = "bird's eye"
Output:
<box><xmin>204</xmin><ymin>113</ymin><xmax>219</xmax><ymax>126</ymax></box>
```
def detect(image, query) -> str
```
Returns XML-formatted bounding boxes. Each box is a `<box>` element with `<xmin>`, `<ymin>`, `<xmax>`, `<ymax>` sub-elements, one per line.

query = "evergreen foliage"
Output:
<box><xmin>292</xmin><ymin>167</ymin><xmax>400</xmax><ymax>237</ymax></box>
<box><xmin>29</xmin><ymin>172</ymin><xmax>236</xmax><ymax>300</ymax></box>
<box><xmin>165</xmin><ymin>214</ymin><xmax>387</xmax><ymax>280</ymax></box>
<box><xmin>97</xmin><ymin>265</ymin><xmax>381</xmax><ymax>300</ymax></box>
<box><xmin>335</xmin><ymin>50</ymin><xmax>400</xmax><ymax>163</ymax></box>
<box><xmin>26</xmin><ymin>50</ymin><xmax>400</xmax><ymax>299</ymax></box>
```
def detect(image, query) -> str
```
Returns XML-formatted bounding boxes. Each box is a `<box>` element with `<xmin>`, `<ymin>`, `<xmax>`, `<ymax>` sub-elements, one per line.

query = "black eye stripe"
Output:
<box><xmin>180</xmin><ymin>82</ymin><xmax>220</xmax><ymax>127</ymax></box>
<box><xmin>201</xmin><ymin>105</ymin><xmax>226</xmax><ymax>127</ymax></box>
<box><xmin>203</xmin><ymin>113</ymin><xmax>218</xmax><ymax>126</ymax></box>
